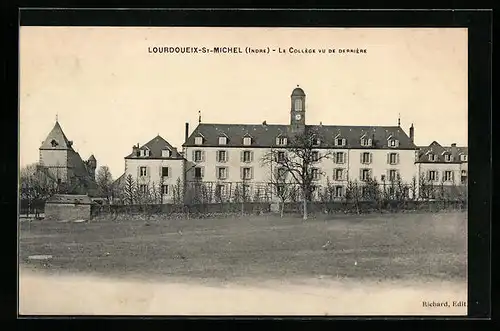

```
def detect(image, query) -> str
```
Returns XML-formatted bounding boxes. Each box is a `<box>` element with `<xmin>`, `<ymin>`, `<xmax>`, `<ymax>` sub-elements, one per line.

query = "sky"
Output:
<box><xmin>19</xmin><ymin>27</ymin><xmax>468</xmax><ymax>179</ymax></box>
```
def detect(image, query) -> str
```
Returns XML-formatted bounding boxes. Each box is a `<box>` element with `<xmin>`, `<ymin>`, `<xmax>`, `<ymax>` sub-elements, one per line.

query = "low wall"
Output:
<box><xmin>45</xmin><ymin>203</ymin><xmax>92</xmax><ymax>221</ymax></box>
<box><xmin>283</xmin><ymin>200</ymin><xmax>467</xmax><ymax>214</ymax></box>
<box><xmin>91</xmin><ymin>202</ymin><xmax>271</xmax><ymax>218</ymax></box>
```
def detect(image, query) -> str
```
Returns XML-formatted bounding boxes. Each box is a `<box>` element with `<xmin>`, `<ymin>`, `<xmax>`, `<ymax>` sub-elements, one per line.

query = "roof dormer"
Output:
<box><xmin>387</xmin><ymin>135</ymin><xmax>399</xmax><ymax>148</ymax></box>
<box><xmin>276</xmin><ymin>134</ymin><xmax>287</xmax><ymax>146</ymax></box>
<box><xmin>334</xmin><ymin>133</ymin><xmax>346</xmax><ymax>147</ymax></box>
<box><xmin>428</xmin><ymin>153</ymin><xmax>436</xmax><ymax>161</ymax></box>
<box><xmin>161</xmin><ymin>149</ymin><xmax>172</xmax><ymax>158</ymax></box>
<box><xmin>218</xmin><ymin>133</ymin><xmax>229</xmax><ymax>145</ymax></box>
<box><xmin>194</xmin><ymin>133</ymin><xmax>205</xmax><ymax>145</ymax></box>
<box><xmin>360</xmin><ymin>133</ymin><xmax>372</xmax><ymax>147</ymax></box>
<box><xmin>242</xmin><ymin>133</ymin><xmax>253</xmax><ymax>146</ymax></box>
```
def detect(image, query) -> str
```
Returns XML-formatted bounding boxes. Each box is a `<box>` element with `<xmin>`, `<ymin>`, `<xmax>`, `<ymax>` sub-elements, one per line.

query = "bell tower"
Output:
<box><xmin>290</xmin><ymin>85</ymin><xmax>306</xmax><ymax>133</ymax></box>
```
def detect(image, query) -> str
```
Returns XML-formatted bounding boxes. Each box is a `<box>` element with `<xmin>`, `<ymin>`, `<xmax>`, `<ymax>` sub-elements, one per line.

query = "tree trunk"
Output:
<box><xmin>302</xmin><ymin>198</ymin><xmax>308</xmax><ymax>220</ymax></box>
<box><xmin>280</xmin><ymin>200</ymin><xmax>284</xmax><ymax>218</ymax></box>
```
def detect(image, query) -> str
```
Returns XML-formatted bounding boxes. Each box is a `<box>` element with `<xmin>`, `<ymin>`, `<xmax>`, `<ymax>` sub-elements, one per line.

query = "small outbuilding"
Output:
<box><xmin>45</xmin><ymin>194</ymin><xmax>94</xmax><ymax>221</ymax></box>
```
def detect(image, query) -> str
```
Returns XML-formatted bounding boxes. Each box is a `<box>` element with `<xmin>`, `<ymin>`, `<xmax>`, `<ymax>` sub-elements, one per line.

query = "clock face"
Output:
<box><xmin>295</xmin><ymin>114</ymin><xmax>302</xmax><ymax>120</ymax></box>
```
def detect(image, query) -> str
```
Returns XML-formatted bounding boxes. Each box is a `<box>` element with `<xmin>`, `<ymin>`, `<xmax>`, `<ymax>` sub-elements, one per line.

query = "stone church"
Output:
<box><xmin>38</xmin><ymin>120</ymin><xmax>99</xmax><ymax>196</ymax></box>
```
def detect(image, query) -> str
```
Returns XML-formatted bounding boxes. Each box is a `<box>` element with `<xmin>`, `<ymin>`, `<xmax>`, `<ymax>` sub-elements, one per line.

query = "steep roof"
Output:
<box><xmin>183</xmin><ymin>123</ymin><xmax>417</xmax><ymax>149</ymax></box>
<box><xmin>39</xmin><ymin>121</ymin><xmax>73</xmax><ymax>150</ymax></box>
<box><xmin>416</xmin><ymin>141</ymin><xmax>468</xmax><ymax>163</ymax></box>
<box><xmin>291</xmin><ymin>87</ymin><xmax>306</xmax><ymax>96</ymax></box>
<box><xmin>125</xmin><ymin>135</ymin><xmax>183</xmax><ymax>159</ymax></box>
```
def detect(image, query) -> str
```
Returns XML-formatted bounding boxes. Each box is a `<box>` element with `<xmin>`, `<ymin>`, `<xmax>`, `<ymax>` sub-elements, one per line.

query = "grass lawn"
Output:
<box><xmin>19</xmin><ymin>211</ymin><xmax>467</xmax><ymax>283</ymax></box>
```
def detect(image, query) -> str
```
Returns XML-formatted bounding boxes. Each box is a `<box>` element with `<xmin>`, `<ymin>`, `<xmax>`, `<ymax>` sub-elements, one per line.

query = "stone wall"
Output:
<box><xmin>45</xmin><ymin>203</ymin><xmax>91</xmax><ymax>221</ymax></box>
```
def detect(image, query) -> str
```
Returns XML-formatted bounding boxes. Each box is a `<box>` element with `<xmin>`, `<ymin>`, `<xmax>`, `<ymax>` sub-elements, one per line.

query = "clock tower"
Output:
<box><xmin>290</xmin><ymin>85</ymin><xmax>306</xmax><ymax>133</ymax></box>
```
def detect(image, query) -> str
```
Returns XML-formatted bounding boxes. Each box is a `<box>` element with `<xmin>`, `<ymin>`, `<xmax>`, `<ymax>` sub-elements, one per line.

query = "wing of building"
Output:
<box><xmin>182</xmin><ymin>86</ymin><xmax>420</xmax><ymax>200</ymax></box>
<box><xmin>113</xmin><ymin>135</ymin><xmax>186</xmax><ymax>204</ymax></box>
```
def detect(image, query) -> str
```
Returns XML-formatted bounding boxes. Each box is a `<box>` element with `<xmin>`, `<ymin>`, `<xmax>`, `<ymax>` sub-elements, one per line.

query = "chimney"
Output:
<box><xmin>409</xmin><ymin>123</ymin><xmax>414</xmax><ymax>142</ymax></box>
<box><xmin>262</xmin><ymin>120</ymin><xmax>267</xmax><ymax>126</ymax></box>
<box><xmin>185</xmin><ymin>122</ymin><xmax>189</xmax><ymax>143</ymax></box>
<box><xmin>451</xmin><ymin>143</ymin><xmax>457</xmax><ymax>156</ymax></box>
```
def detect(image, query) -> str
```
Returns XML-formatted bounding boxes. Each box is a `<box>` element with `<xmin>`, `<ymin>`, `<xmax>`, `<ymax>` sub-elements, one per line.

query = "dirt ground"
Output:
<box><xmin>18</xmin><ymin>211</ymin><xmax>468</xmax><ymax>316</ymax></box>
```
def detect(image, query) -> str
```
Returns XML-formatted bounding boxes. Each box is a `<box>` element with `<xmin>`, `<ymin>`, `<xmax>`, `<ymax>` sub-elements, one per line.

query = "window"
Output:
<box><xmin>218</xmin><ymin>136</ymin><xmax>227</xmax><ymax>145</ymax></box>
<box><xmin>388</xmin><ymin>153</ymin><xmax>398</xmax><ymax>165</ymax></box>
<box><xmin>217</xmin><ymin>150</ymin><xmax>227</xmax><ymax>162</ymax></box>
<box><xmin>140</xmin><ymin>150</ymin><xmax>145</xmax><ymax>157</ymax></box>
<box><xmin>311</xmin><ymin>168</ymin><xmax>320</xmax><ymax>180</ymax></box>
<box><xmin>381</xmin><ymin>174</ymin><xmax>386</xmax><ymax>181</ymax></box>
<box><xmin>428</xmin><ymin>154</ymin><xmax>436</xmax><ymax>161</ymax></box>
<box><xmin>335</xmin><ymin>138</ymin><xmax>345</xmax><ymax>146</ymax></box>
<box><xmin>461</xmin><ymin>170</ymin><xmax>467</xmax><ymax>184</ymax></box>
<box><xmin>361</xmin><ymin>169</ymin><xmax>371</xmax><ymax>181</ymax></box>
<box><xmin>243</xmin><ymin>137</ymin><xmax>252</xmax><ymax>146</ymax></box>
<box><xmin>428</xmin><ymin>170</ymin><xmax>437</xmax><ymax>181</ymax></box>
<box><xmin>195</xmin><ymin>137</ymin><xmax>203</xmax><ymax>145</ymax></box>
<box><xmin>139</xmin><ymin>184</ymin><xmax>147</xmax><ymax>193</ymax></box>
<box><xmin>335</xmin><ymin>186</ymin><xmax>343</xmax><ymax>198</ymax></box>
<box><xmin>217</xmin><ymin>167</ymin><xmax>227</xmax><ymax>180</ymax></box>
<box><xmin>194</xmin><ymin>167</ymin><xmax>203</xmax><ymax>179</ymax></box>
<box><xmin>336</xmin><ymin>152</ymin><xmax>345</xmax><ymax>164</ymax></box>
<box><xmin>242</xmin><ymin>150</ymin><xmax>252</xmax><ymax>162</ymax></box>
<box><xmin>161</xmin><ymin>150</ymin><xmax>171</xmax><ymax>157</ymax></box>
<box><xmin>461</xmin><ymin>170</ymin><xmax>467</xmax><ymax>176</ymax></box>
<box><xmin>50</xmin><ymin>139</ymin><xmax>58</xmax><ymax>147</ymax></box>
<box><xmin>161</xmin><ymin>167</ymin><xmax>169</xmax><ymax>177</ymax></box>
<box><xmin>335</xmin><ymin>168</ymin><xmax>343</xmax><ymax>181</ymax></box>
<box><xmin>361</xmin><ymin>138</ymin><xmax>372</xmax><ymax>147</ymax></box>
<box><xmin>277</xmin><ymin>151</ymin><xmax>286</xmax><ymax>162</ymax></box>
<box><xmin>140</xmin><ymin>166</ymin><xmax>147</xmax><ymax>177</ymax></box>
<box><xmin>161</xmin><ymin>185</ymin><xmax>169</xmax><ymax>195</ymax></box>
<box><xmin>276</xmin><ymin>137</ymin><xmax>287</xmax><ymax>146</ymax></box>
<box><xmin>243</xmin><ymin>184</ymin><xmax>251</xmax><ymax>197</ymax></box>
<box><xmin>242</xmin><ymin>167</ymin><xmax>252</xmax><ymax>180</ymax></box>
<box><xmin>389</xmin><ymin>169</ymin><xmax>398</xmax><ymax>181</ymax></box>
<box><xmin>216</xmin><ymin>185</ymin><xmax>225</xmax><ymax>198</ymax></box>
<box><xmin>194</xmin><ymin>150</ymin><xmax>203</xmax><ymax>162</ymax></box>
<box><xmin>389</xmin><ymin>139</ymin><xmax>399</xmax><ymax>148</ymax></box>
<box><xmin>361</xmin><ymin>152</ymin><xmax>371</xmax><ymax>164</ymax></box>
<box><xmin>460</xmin><ymin>154</ymin><xmax>468</xmax><ymax>162</ymax></box>
<box><xmin>444</xmin><ymin>171</ymin><xmax>453</xmax><ymax>181</ymax></box>
<box><xmin>444</xmin><ymin>154</ymin><xmax>452</xmax><ymax>162</ymax></box>
<box><xmin>312</xmin><ymin>151</ymin><xmax>319</xmax><ymax>162</ymax></box>
<box><xmin>277</xmin><ymin>184</ymin><xmax>285</xmax><ymax>195</ymax></box>
<box><xmin>294</xmin><ymin>99</ymin><xmax>303</xmax><ymax>111</ymax></box>
<box><xmin>313</xmin><ymin>138</ymin><xmax>321</xmax><ymax>146</ymax></box>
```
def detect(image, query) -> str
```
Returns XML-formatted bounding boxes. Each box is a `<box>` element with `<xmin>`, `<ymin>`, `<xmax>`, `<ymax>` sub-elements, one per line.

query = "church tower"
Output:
<box><xmin>39</xmin><ymin>119</ymin><xmax>72</xmax><ymax>183</ymax></box>
<box><xmin>290</xmin><ymin>85</ymin><xmax>306</xmax><ymax>133</ymax></box>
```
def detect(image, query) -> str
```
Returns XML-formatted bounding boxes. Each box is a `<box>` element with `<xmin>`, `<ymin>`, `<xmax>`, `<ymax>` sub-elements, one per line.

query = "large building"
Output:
<box><xmin>38</xmin><ymin>120</ymin><xmax>98</xmax><ymax>196</ymax></box>
<box><xmin>114</xmin><ymin>135</ymin><xmax>186</xmax><ymax>203</ymax></box>
<box><xmin>415</xmin><ymin>141</ymin><xmax>468</xmax><ymax>199</ymax></box>
<box><xmin>182</xmin><ymin>86</ymin><xmax>420</xmax><ymax>201</ymax></box>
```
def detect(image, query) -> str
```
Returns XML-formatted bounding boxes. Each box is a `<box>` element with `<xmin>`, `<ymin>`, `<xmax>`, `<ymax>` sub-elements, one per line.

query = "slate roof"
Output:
<box><xmin>39</xmin><ymin>121</ymin><xmax>73</xmax><ymax>150</ymax></box>
<box><xmin>125</xmin><ymin>135</ymin><xmax>183</xmax><ymax>159</ymax></box>
<box><xmin>416</xmin><ymin>141</ymin><xmax>468</xmax><ymax>163</ymax></box>
<box><xmin>291</xmin><ymin>87</ymin><xmax>306</xmax><ymax>96</ymax></box>
<box><xmin>183</xmin><ymin>123</ymin><xmax>418</xmax><ymax>149</ymax></box>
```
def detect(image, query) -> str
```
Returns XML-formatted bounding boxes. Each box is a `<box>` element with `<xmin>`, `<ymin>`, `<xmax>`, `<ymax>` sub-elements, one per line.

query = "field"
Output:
<box><xmin>18</xmin><ymin>211</ymin><xmax>468</xmax><ymax>315</ymax></box>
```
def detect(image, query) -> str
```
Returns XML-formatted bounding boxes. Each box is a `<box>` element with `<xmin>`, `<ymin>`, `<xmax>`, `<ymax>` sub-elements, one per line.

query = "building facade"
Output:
<box><xmin>415</xmin><ymin>141</ymin><xmax>468</xmax><ymax>199</ymax></box>
<box><xmin>114</xmin><ymin>135</ymin><xmax>186</xmax><ymax>203</ymax></box>
<box><xmin>38</xmin><ymin>120</ymin><xmax>98</xmax><ymax>196</ymax></box>
<box><xmin>182</xmin><ymin>86</ymin><xmax>420</xmax><ymax>202</ymax></box>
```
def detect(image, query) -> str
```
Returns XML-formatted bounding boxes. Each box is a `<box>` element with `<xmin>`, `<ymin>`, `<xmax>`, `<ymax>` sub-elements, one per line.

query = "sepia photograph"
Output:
<box><xmin>18</xmin><ymin>25</ymin><xmax>469</xmax><ymax>316</ymax></box>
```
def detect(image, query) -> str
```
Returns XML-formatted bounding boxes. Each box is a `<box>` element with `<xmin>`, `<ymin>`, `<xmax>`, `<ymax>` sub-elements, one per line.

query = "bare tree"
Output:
<box><xmin>19</xmin><ymin>163</ymin><xmax>58</xmax><ymax>218</ymax></box>
<box><xmin>172</xmin><ymin>177</ymin><xmax>183</xmax><ymax>205</ymax></box>
<box><xmin>268</xmin><ymin>166</ymin><xmax>298</xmax><ymax>218</ymax></box>
<box><xmin>410</xmin><ymin>175</ymin><xmax>418</xmax><ymax>201</ymax></box>
<box><xmin>345</xmin><ymin>179</ymin><xmax>361</xmax><ymax>214</ymax></box>
<box><xmin>123</xmin><ymin>174</ymin><xmax>136</xmax><ymax>205</ymax></box>
<box><xmin>261</xmin><ymin>129</ymin><xmax>332</xmax><ymax>220</ymax></box>
<box><xmin>95</xmin><ymin>166</ymin><xmax>114</xmax><ymax>204</ymax></box>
